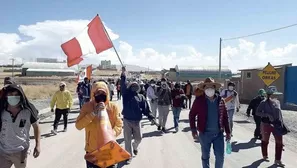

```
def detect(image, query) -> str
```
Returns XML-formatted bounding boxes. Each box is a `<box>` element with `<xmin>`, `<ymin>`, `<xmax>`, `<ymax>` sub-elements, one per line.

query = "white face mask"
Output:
<box><xmin>228</xmin><ymin>86</ymin><xmax>234</xmax><ymax>91</ymax></box>
<box><xmin>205</xmin><ymin>88</ymin><xmax>215</xmax><ymax>97</ymax></box>
<box><xmin>7</xmin><ymin>96</ymin><xmax>21</xmax><ymax>106</ymax></box>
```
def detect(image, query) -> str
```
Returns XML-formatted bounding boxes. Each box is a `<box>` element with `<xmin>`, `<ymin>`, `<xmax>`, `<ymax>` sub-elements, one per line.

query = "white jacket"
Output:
<box><xmin>147</xmin><ymin>85</ymin><xmax>158</xmax><ymax>101</ymax></box>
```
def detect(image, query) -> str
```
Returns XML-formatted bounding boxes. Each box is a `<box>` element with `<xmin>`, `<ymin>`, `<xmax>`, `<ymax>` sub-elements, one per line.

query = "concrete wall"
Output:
<box><xmin>240</xmin><ymin>67</ymin><xmax>286</xmax><ymax>105</ymax></box>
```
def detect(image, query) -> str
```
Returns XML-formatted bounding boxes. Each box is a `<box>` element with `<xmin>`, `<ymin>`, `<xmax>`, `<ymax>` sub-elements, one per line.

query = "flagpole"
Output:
<box><xmin>99</xmin><ymin>14</ymin><xmax>124</xmax><ymax>67</ymax></box>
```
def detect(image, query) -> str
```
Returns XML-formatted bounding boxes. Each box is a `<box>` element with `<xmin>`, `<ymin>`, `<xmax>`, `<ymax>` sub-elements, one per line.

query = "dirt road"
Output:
<box><xmin>27</xmin><ymin>100</ymin><xmax>297</xmax><ymax>168</ymax></box>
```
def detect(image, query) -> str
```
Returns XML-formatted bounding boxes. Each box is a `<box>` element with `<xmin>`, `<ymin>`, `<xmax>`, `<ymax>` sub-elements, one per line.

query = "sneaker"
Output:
<box><xmin>133</xmin><ymin>149</ymin><xmax>138</xmax><ymax>155</ymax></box>
<box><xmin>126</xmin><ymin>159</ymin><xmax>132</xmax><ymax>165</ymax></box>
<box><xmin>63</xmin><ymin>128</ymin><xmax>67</xmax><ymax>132</ymax></box>
<box><xmin>161</xmin><ymin>128</ymin><xmax>167</xmax><ymax>133</ymax></box>
<box><xmin>274</xmin><ymin>160</ymin><xmax>285</xmax><ymax>167</ymax></box>
<box><xmin>175</xmin><ymin>127</ymin><xmax>179</xmax><ymax>133</ymax></box>
<box><xmin>51</xmin><ymin>129</ymin><xmax>58</xmax><ymax>135</ymax></box>
<box><xmin>157</xmin><ymin>126</ymin><xmax>161</xmax><ymax>131</ymax></box>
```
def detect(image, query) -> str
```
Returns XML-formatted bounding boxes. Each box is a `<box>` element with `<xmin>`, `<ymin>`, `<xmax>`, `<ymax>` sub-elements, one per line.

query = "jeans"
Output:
<box><xmin>123</xmin><ymin>119</ymin><xmax>142</xmax><ymax>157</ymax></box>
<box><xmin>227</xmin><ymin>109</ymin><xmax>235</xmax><ymax>133</ymax></box>
<box><xmin>79</xmin><ymin>96</ymin><xmax>83</xmax><ymax>109</ymax></box>
<box><xmin>172</xmin><ymin>107</ymin><xmax>182</xmax><ymax>128</ymax></box>
<box><xmin>53</xmin><ymin>108</ymin><xmax>69</xmax><ymax>130</ymax></box>
<box><xmin>199</xmin><ymin>132</ymin><xmax>224</xmax><ymax>168</ymax></box>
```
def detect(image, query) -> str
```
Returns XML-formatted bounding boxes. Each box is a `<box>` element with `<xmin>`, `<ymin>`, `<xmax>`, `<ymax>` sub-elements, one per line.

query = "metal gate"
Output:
<box><xmin>284</xmin><ymin>66</ymin><xmax>297</xmax><ymax>105</ymax></box>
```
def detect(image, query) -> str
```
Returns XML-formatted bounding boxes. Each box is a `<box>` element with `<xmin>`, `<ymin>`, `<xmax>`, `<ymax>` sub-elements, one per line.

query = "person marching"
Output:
<box><xmin>256</xmin><ymin>86</ymin><xmax>288</xmax><ymax>167</ymax></box>
<box><xmin>189</xmin><ymin>77</ymin><xmax>231</xmax><ymax>168</ymax></box>
<box><xmin>120</xmin><ymin>67</ymin><xmax>156</xmax><ymax>164</ymax></box>
<box><xmin>75</xmin><ymin>81</ymin><xmax>123</xmax><ymax>168</ymax></box>
<box><xmin>82</xmin><ymin>77</ymin><xmax>92</xmax><ymax>104</ymax></box>
<box><xmin>246</xmin><ymin>89</ymin><xmax>266</xmax><ymax>139</ymax></box>
<box><xmin>220</xmin><ymin>82</ymin><xmax>240</xmax><ymax>135</ymax></box>
<box><xmin>0</xmin><ymin>84</ymin><xmax>41</xmax><ymax>168</ymax></box>
<box><xmin>156</xmin><ymin>78</ymin><xmax>172</xmax><ymax>133</ymax></box>
<box><xmin>50</xmin><ymin>82</ymin><xmax>73</xmax><ymax>135</ymax></box>
<box><xmin>184</xmin><ymin>80</ymin><xmax>193</xmax><ymax>109</ymax></box>
<box><xmin>146</xmin><ymin>79</ymin><xmax>158</xmax><ymax>125</ymax></box>
<box><xmin>171</xmin><ymin>82</ymin><xmax>185</xmax><ymax>132</ymax></box>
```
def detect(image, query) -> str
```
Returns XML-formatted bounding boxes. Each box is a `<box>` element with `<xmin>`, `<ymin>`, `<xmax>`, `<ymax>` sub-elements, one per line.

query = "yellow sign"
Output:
<box><xmin>258</xmin><ymin>63</ymin><xmax>280</xmax><ymax>86</ymax></box>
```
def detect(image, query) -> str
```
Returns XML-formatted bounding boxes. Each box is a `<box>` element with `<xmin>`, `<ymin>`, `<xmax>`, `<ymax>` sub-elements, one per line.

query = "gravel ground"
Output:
<box><xmin>235</xmin><ymin>104</ymin><xmax>297</xmax><ymax>152</ymax></box>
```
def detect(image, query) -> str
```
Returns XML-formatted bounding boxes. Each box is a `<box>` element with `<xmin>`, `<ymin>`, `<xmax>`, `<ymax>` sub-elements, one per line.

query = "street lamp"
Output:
<box><xmin>9</xmin><ymin>54</ymin><xmax>15</xmax><ymax>77</ymax></box>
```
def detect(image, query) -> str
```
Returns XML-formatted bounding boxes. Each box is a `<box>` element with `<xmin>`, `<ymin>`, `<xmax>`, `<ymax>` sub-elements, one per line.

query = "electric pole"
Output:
<box><xmin>10</xmin><ymin>58</ymin><xmax>15</xmax><ymax>77</ymax></box>
<box><xmin>218</xmin><ymin>38</ymin><xmax>222</xmax><ymax>81</ymax></box>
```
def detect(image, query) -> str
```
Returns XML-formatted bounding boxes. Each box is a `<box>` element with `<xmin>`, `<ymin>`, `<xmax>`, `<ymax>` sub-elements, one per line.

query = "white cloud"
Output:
<box><xmin>0</xmin><ymin>19</ymin><xmax>296</xmax><ymax>72</ymax></box>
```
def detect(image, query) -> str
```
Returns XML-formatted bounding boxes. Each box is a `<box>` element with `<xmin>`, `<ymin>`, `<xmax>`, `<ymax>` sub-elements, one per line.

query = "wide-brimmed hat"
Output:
<box><xmin>266</xmin><ymin>86</ymin><xmax>282</xmax><ymax>95</ymax></box>
<box><xmin>198</xmin><ymin>77</ymin><xmax>222</xmax><ymax>90</ymax></box>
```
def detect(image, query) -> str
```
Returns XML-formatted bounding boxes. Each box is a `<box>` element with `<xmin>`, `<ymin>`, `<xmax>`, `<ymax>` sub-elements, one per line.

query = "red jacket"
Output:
<box><xmin>189</xmin><ymin>95</ymin><xmax>230</xmax><ymax>134</ymax></box>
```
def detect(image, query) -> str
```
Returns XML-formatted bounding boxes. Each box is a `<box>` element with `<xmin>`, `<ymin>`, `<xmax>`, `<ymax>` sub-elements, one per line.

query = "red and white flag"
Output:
<box><xmin>77</xmin><ymin>65</ymin><xmax>92</xmax><ymax>83</ymax></box>
<box><xmin>61</xmin><ymin>15</ymin><xmax>113</xmax><ymax>67</ymax></box>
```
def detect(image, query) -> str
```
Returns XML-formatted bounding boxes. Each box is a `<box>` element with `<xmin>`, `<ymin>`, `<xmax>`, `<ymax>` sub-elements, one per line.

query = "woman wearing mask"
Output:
<box><xmin>75</xmin><ymin>81</ymin><xmax>124</xmax><ymax>168</ymax></box>
<box><xmin>256</xmin><ymin>86</ymin><xmax>288</xmax><ymax>167</ymax></box>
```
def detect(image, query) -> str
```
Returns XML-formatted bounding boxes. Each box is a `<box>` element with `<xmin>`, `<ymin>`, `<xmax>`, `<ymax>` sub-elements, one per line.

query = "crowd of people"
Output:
<box><xmin>0</xmin><ymin>68</ymin><xmax>289</xmax><ymax>167</ymax></box>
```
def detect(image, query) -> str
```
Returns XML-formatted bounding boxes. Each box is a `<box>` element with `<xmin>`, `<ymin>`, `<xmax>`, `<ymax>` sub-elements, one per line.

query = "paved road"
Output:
<box><xmin>27</xmin><ymin>100</ymin><xmax>297</xmax><ymax>168</ymax></box>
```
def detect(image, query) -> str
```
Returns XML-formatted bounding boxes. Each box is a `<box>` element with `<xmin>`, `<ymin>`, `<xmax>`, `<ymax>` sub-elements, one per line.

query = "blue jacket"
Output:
<box><xmin>121</xmin><ymin>74</ymin><xmax>153</xmax><ymax>121</ymax></box>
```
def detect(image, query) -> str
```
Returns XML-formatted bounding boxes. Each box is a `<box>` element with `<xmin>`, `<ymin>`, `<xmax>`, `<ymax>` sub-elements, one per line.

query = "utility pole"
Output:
<box><xmin>10</xmin><ymin>58</ymin><xmax>15</xmax><ymax>77</ymax></box>
<box><xmin>218</xmin><ymin>38</ymin><xmax>222</xmax><ymax>81</ymax></box>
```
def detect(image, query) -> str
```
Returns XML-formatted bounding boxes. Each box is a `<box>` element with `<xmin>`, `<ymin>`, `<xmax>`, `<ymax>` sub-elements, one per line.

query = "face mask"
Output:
<box><xmin>95</xmin><ymin>94</ymin><xmax>107</xmax><ymax>103</ymax></box>
<box><xmin>228</xmin><ymin>86</ymin><xmax>234</xmax><ymax>91</ymax></box>
<box><xmin>7</xmin><ymin>96</ymin><xmax>21</xmax><ymax>106</ymax></box>
<box><xmin>161</xmin><ymin>81</ymin><xmax>166</xmax><ymax>85</ymax></box>
<box><xmin>150</xmin><ymin>84</ymin><xmax>155</xmax><ymax>87</ymax></box>
<box><xmin>205</xmin><ymin>88</ymin><xmax>215</xmax><ymax>97</ymax></box>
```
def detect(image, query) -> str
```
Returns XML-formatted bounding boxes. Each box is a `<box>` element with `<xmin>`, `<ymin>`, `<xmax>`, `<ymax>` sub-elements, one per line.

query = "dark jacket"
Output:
<box><xmin>121</xmin><ymin>74</ymin><xmax>154</xmax><ymax>121</ymax></box>
<box><xmin>171</xmin><ymin>88</ymin><xmax>185</xmax><ymax>108</ymax></box>
<box><xmin>247</xmin><ymin>96</ymin><xmax>265</xmax><ymax>116</ymax></box>
<box><xmin>189</xmin><ymin>95</ymin><xmax>230</xmax><ymax>134</ymax></box>
<box><xmin>156</xmin><ymin>85</ymin><xmax>172</xmax><ymax>106</ymax></box>
<box><xmin>0</xmin><ymin>84</ymin><xmax>39</xmax><ymax>131</ymax></box>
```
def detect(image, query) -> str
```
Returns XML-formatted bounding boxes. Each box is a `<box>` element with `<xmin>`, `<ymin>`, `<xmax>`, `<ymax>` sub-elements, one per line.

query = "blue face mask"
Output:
<box><xmin>7</xmin><ymin>96</ymin><xmax>21</xmax><ymax>106</ymax></box>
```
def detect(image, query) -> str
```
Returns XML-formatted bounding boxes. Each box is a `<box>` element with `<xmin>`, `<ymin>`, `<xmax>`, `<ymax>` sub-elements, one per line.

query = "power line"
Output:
<box><xmin>223</xmin><ymin>22</ymin><xmax>297</xmax><ymax>41</ymax></box>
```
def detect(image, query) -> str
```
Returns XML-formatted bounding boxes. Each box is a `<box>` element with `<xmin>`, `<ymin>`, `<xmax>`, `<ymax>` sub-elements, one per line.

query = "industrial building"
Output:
<box><xmin>238</xmin><ymin>63</ymin><xmax>297</xmax><ymax>110</ymax></box>
<box><xmin>21</xmin><ymin>62</ymin><xmax>76</xmax><ymax>77</ymax></box>
<box><xmin>164</xmin><ymin>66</ymin><xmax>232</xmax><ymax>82</ymax></box>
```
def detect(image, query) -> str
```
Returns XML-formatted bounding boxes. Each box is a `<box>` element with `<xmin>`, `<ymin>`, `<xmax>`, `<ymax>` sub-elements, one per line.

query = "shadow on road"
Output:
<box><xmin>30</xmin><ymin>130</ymin><xmax>66</xmax><ymax>139</ymax></box>
<box><xmin>231</xmin><ymin>138</ymin><xmax>261</xmax><ymax>152</ymax></box>
<box><xmin>143</xmin><ymin>130</ymin><xmax>163</xmax><ymax>138</ymax></box>
<box><xmin>182</xmin><ymin>127</ymin><xmax>191</xmax><ymax>132</ymax></box>
<box><xmin>39</xmin><ymin>118</ymin><xmax>77</xmax><ymax>125</ymax></box>
<box><xmin>179</xmin><ymin>119</ymin><xmax>189</xmax><ymax>123</ymax></box>
<box><xmin>242</xmin><ymin>158</ymin><xmax>267</xmax><ymax>168</ymax></box>
<box><xmin>233</xmin><ymin>120</ymin><xmax>251</xmax><ymax>124</ymax></box>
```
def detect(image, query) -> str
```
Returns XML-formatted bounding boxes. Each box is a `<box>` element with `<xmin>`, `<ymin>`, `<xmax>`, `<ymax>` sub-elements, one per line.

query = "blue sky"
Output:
<box><xmin>0</xmin><ymin>0</ymin><xmax>297</xmax><ymax>70</ymax></box>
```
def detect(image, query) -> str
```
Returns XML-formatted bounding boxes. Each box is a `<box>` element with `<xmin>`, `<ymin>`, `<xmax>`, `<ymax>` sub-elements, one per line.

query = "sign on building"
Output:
<box><xmin>258</xmin><ymin>62</ymin><xmax>280</xmax><ymax>86</ymax></box>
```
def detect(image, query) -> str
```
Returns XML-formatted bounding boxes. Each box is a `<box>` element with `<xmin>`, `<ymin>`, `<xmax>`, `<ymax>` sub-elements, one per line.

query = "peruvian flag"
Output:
<box><xmin>61</xmin><ymin>15</ymin><xmax>113</xmax><ymax>67</ymax></box>
<box><xmin>77</xmin><ymin>65</ymin><xmax>92</xmax><ymax>83</ymax></box>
